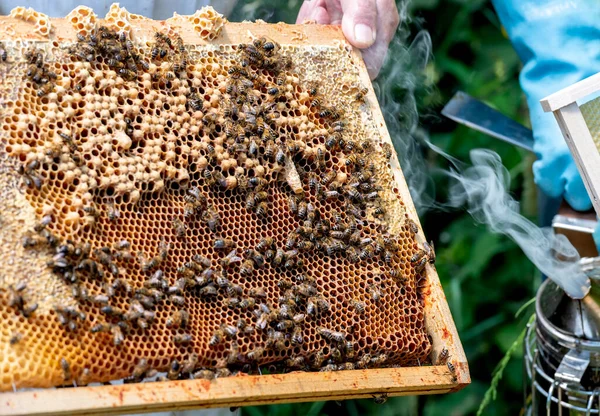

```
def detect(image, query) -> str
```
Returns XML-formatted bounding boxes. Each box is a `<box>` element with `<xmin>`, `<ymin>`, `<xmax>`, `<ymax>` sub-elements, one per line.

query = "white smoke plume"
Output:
<box><xmin>373</xmin><ymin>3</ymin><xmax>591</xmax><ymax>299</ymax></box>
<box><xmin>441</xmin><ymin>149</ymin><xmax>589</xmax><ymax>299</ymax></box>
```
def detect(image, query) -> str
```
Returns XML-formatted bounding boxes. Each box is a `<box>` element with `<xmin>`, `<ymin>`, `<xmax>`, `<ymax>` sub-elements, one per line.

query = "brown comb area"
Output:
<box><xmin>0</xmin><ymin>24</ymin><xmax>431</xmax><ymax>391</ymax></box>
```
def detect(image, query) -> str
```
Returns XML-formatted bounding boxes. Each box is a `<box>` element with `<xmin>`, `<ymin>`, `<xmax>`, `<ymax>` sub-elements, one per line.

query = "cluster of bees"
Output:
<box><xmin>70</xmin><ymin>26</ymin><xmax>151</xmax><ymax>80</ymax></box>
<box><xmin>23</xmin><ymin>48</ymin><xmax>57</xmax><ymax>97</ymax></box>
<box><xmin>3</xmin><ymin>26</ymin><xmax>439</xmax><ymax>388</ymax></box>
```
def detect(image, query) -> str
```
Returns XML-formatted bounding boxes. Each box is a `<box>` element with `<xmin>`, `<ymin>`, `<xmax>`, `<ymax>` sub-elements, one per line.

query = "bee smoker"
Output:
<box><xmin>524</xmin><ymin>279</ymin><xmax>600</xmax><ymax>415</ymax></box>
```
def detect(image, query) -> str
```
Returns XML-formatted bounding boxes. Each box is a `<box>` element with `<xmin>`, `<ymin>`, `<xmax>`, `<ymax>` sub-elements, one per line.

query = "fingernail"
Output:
<box><xmin>354</xmin><ymin>24</ymin><xmax>375</xmax><ymax>45</ymax></box>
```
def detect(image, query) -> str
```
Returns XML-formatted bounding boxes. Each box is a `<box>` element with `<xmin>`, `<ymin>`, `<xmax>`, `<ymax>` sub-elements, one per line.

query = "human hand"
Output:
<box><xmin>296</xmin><ymin>0</ymin><xmax>400</xmax><ymax>79</ymax></box>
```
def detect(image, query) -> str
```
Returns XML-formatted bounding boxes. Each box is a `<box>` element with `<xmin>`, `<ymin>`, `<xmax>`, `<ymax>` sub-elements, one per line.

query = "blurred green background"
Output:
<box><xmin>230</xmin><ymin>0</ymin><xmax>540</xmax><ymax>414</ymax></box>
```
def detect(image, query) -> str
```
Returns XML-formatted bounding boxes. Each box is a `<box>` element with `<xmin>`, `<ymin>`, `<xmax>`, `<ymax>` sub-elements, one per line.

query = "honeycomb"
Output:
<box><xmin>0</xmin><ymin>6</ymin><xmax>433</xmax><ymax>391</ymax></box>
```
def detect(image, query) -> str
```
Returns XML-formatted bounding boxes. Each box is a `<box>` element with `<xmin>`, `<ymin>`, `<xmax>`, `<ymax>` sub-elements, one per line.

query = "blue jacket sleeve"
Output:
<box><xmin>491</xmin><ymin>0</ymin><xmax>600</xmax><ymax>211</ymax></box>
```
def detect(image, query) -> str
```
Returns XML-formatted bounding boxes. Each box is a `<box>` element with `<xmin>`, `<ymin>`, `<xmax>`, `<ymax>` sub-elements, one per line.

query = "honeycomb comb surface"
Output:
<box><xmin>0</xmin><ymin>10</ymin><xmax>432</xmax><ymax>391</ymax></box>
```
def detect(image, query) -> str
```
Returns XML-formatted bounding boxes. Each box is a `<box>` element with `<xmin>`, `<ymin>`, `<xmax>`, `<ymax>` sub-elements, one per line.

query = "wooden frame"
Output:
<box><xmin>0</xmin><ymin>11</ymin><xmax>469</xmax><ymax>416</ymax></box>
<box><xmin>541</xmin><ymin>74</ymin><xmax>600</xmax><ymax>215</ymax></box>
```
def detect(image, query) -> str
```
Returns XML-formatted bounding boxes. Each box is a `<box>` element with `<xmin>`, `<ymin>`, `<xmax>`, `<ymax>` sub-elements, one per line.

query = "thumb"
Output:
<box><xmin>340</xmin><ymin>0</ymin><xmax>377</xmax><ymax>49</ymax></box>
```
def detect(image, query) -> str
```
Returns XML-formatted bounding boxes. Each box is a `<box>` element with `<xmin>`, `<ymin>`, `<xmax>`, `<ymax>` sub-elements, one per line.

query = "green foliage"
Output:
<box><xmin>230</xmin><ymin>0</ymin><xmax>539</xmax><ymax>415</ymax></box>
<box><xmin>477</xmin><ymin>314</ymin><xmax>535</xmax><ymax>415</ymax></box>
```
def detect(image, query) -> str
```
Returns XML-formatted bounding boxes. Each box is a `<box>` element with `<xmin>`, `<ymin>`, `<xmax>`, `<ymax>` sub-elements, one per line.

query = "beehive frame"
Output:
<box><xmin>541</xmin><ymin>72</ymin><xmax>600</xmax><ymax>215</ymax></box>
<box><xmin>0</xmin><ymin>12</ymin><xmax>468</xmax><ymax>416</ymax></box>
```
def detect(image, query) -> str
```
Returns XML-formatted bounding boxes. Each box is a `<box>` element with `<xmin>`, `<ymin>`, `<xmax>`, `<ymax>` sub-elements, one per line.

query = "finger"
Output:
<box><xmin>340</xmin><ymin>0</ymin><xmax>378</xmax><ymax>49</ymax></box>
<box><xmin>362</xmin><ymin>0</ymin><xmax>400</xmax><ymax>79</ymax></box>
<box><xmin>324</xmin><ymin>0</ymin><xmax>343</xmax><ymax>24</ymax></box>
<box><xmin>296</xmin><ymin>0</ymin><xmax>330</xmax><ymax>24</ymax></box>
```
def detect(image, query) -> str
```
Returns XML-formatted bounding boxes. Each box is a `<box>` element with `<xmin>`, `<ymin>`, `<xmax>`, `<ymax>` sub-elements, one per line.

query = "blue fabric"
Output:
<box><xmin>492</xmin><ymin>0</ymin><xmax>600</xmax><ymax>211</ymax></box>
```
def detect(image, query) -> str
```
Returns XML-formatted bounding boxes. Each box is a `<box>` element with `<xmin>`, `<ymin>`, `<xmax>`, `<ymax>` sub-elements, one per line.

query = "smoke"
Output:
<box><xmin>443</xmin><ymin>149</ymin><xmax>590</xmax><ymax>299</ymax></box>
<box><xmin>374</xmin><ymin>2</ymin><xmax>590</xmax><ymax>298</ymax></box>
<box><xmin>374</xmin><ymin>19</ymin><xmax>435</xmax><ymax>214</ymax></box>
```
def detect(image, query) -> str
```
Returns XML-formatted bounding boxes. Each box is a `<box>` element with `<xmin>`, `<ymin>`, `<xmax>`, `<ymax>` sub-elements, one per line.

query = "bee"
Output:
<box><xmin>171</xmin><ymin>217</ymin><xmax>187</xmax><ymax>238</ymax></box>
<box><xmin>9</xmin><ymin>332</ymin><xmax>23</xmax><ymax>345</ymax></box>
<box><xmin>306</xmin><ymin>297</ymin><xmax>318</xmax><ymax>317</ymax></box>
<box><xmin>199</xmin><ymin>285</ymin><xmax>218</xmax><ymax>297</ymax></box>
<box><xmin>370</xmin><ymin>353</ymin><xmax>388</xmax><ymax>366</ymax></box>
<box><xmin>246</xmin><ymin>347</ymin><xmax>264</xmax><ymax>362</ymax></box>
<box><xmin>209</xmin><ymin>328</ymin><xmax>225</xmax><ymax>346</ymax></box>
<box><xmin>373</xmin><ymin>394</ymin><xmax>388</xmax><ymax>405</ymax></box>
<box><xmin>107</xmin><ymin>201</ymin><xmax>120</xmax><ymax>221</ymax></box>
<box><xmin>227</xmin><ymin>65</ymin><xmax>245</xmax><ymax>79</ymax></box>
<box><xmin>173</xmin><ymin>333</ymin><xmax>192</xmax><ymax>345</ymax></box>
<box><xmin>76</xmin><ymin>368</ymin><xmax>91</xmax><ymax>386</ymax></box>
<box><xmin>373</xmin><ymin>207</ymin><xmax>385</xmax><ymax>218</ymax></box>
<box><xmin>331</xmin><ymin>347</ymin><xmax>343</xmax><ymax>363</ymax></box>
<box><xmin>345</xmin><ymin>341</ymin><xmax>355</xmax><ymax>359</ymax></box>
<box><xmin>318</xmin><ymin>106</ymin><xmax>332</xmax><ymax>117</ymax></box>
<box><xmin>268</xmin><ymin>86</ymin><xmax>280</xmax><ymax>98</ymax></box>
<box><xmin>267</xmin><ymin>329</ymin><xmax>286</xmax><ymax>350</ymax></box>
<box><xmin>407</xmin><ymin>219</ymin><xmax>419</xmax><ymax>234</ymax></box>
<box><xmin>315</xmin><ymin>146</ymin><xmax>326</xmax><ymax>169</ymax></box>
<box><xmin>255</xmin><ymin>201</ymin><xmax>269</xmax><ymax>218</ymax></box>
<box><xmin>261</xmin><ymin>68</ymin><xmax>280</xmax><ymax>84</ymax></box>
<box><xmin>249</xmin><ymin>287</ymin><xmax>267</xmax><ymax>298</ymax></box>
<box><xmin>320</xmin><ymin>364</ymin><xmax>338</xmax><ymax>372</ymax></box>
<box><xmin>227</xmin><ymin>297</ymin><xmax>240</xmax><ymax>308</ymax></box>
<box><xmin>187</xmin><ymin>93</ymin><xmax>203</xmax><ymax>111</ymax></box>
<box><xmin>203</xmin><ymin>205</ymin><xmax>220</xmax><ymax>231</ymax></box>
<box><xmin>350</xmin><ymin>299</ymin><xmax>366</xmax><ymax>315</ymax></box>
<box><xmin>318</xmin><ymin>327</ymin><xmax>333</xmax><ymax>341</ymax></box>
<box><xmin>17</xmin><ymin>160</ymin><xmax>43</xmax><ymax>190</ymax></box>
<box><xmin>239</xmin><ymin>259</ymin><xmax>255</xmax><ymax>276</ymax></box>
<box><xmin>291</xmin><ymin>327</ymin><xmax>304</xmax><ymax>345</ymax></box>
<box><xmin>309</xmin><ymin>351</ymin><xmax>326</xmax><ymax>369</ymax></box>
<box><xmin>215</xmin><ymin>368</ymin><xmax>232</xmax><ymax>378</ymax></box>
<box><xmin>447</xmin><ymin>361</ymin><xmax>457</xmax><ymax>382</ymax></box>
<box><xmin>256</xmin><ymin>237</ymin><xmax>275</xmax><ymax>252</ymax></box>
<box><xmin>220</xmin><ymin>250</ymin><xmax>242</xmax><ymax>270</ymax></box>
<box><xmin>193</xmin><ymin>369</ymin><xmax>215</xmax><ymax>380</ymax></box>
<box><xmin>167</xmin><ymin>360</ymin><xmax>180</xmax><ymax>380</ymax></box>
<box><xmin>193</xmin><ymin>254</ymin><xmax>212</xmax><ymax>269</ymax></box>
<box><xmin>338</xmin><ymin>362</ymin><xmax>355</xmax><ymax>371</ymax></box>
<box><xmin>262</xmin><ymin>38</ymin><xmax>278</xmax><ymax>54</ymax></box>
<box><xmin>355</xmin><ymin>87</ymin><xmax>368</xmax><ymax>103</ymax></box>
<box><xmin>410</xmin><ymin>249</ymin><xmax>426</xmax><ymax>265</ymax></box>
<box><xmin>424</xmin><ymin>241</ymin><xmax>436</xmax><ymax>264</ymax></box>
<box><xmin>359</xmin><ymin>245</ymin><xmax>375</xmax><ymax>260</ymax></box>
<box><xmin>286</xmin><ymin>356</ymin><xmax>306</xmax><ymax>369</ymax></box>
<box><xmin>118</xmin><ymin>67</ymin><xmax>136</xmax><ymax>80</ymax></box>
<box><xmin>243</xmin><ymin>249</ymin><xmax>264</xmax><ymax>269</ymax></box>
<box><xmin>179</xmin><ymin>352</ymin><xmax>199</xmax><ymax>375</ymax></box>
<box><xmin>331</xmin><ymin>120</ymin><xmax>346</xmax><ymax>133</ymax></box>
<box><xmin>221</xmin><ymin>324</ymin><xmax>237</xmax><ymax>338</ymax></box>
<box><xmin>169</xmin><ymin>294</ymin><xmax>186</xmax><ymax>306</ymax></box>
<box><xmin>109</xmin><ymin>323</ymin><xmax>125</xmax><ymax>346</ymax></box>
<box><xmin>368</xmin><ymin>284</ymin><xmax>382</xmax><ymax>302</ymax></box>
<box><xmin>90</xmin><ymin>322</ymin><xmax>111</xmax><ymax>333</ymax></box>
<box><xmin>212</xmin><ymin>237</ymin><xmax>235</xmax><ymax>251</ymax></box>
<box><xmin>0</xmin><ymin>43</ymin><xmax>7</xmax><ymax>62</ymax></box>
<box><xmin>132</xmin><ymin>358</ymin><xmax>149</xmax><ymax>380</ymax></box>
<box><xmin>276</xmin><ymin>146</ymin><xmax>286</xmax><ymax>164</ymax></box>
<box><xmin>60</xmin><ymin>358</ymin><xmax>71</xmax><ymax>381</ymax></box>
<box><xmin>382</xmin><ymin>143</ymin><xmax>393</xmax><ymax>160</ymax></box>
<box><xmin>437</xmin><ymin>348</ymin><xmax>450</xmax><ymax>365</ymax></box>
<box><xmin>310</xmin><ymin>98</ymin><xmax>321</xmax><ymax>108</ymax></box>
